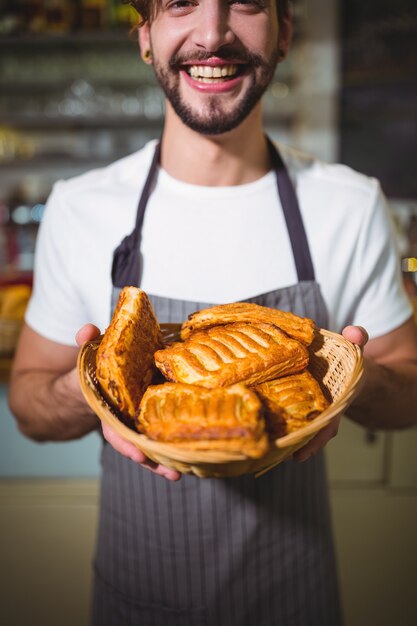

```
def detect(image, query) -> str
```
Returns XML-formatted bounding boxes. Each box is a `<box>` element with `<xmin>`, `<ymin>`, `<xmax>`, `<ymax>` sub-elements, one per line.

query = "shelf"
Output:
<box><xmin>0</xmin><ymin>156</ymin><xmax>119</xmax><ymax>169</ymax></box>
<box><xmin>1</xmin><ymin>108</ymin><xmax>297</xmax><ymax>130</ymax></box>
<box><xmin>0</xmin><ymin>271</ymin><xmax>33</xmax><ymax>287</ymax></box>
<box><xmin>0</xmin><ymin>357</ymin><xmax>13</xmax><ymax>384</ymax></box>
<box><xmin>0</xmin><ymin>79</ymin><xmax>153</xmax><ymax>93</ymax></box>
<box><xmin>0</xmin><ymin>31</ymin><xmax>137</xmax><ymax>47</ymax></box>
<box><xmin>1</xmin><ymin>116</ymin><xmax>163</xmax><ymax>130</ymax></box>
<box><xmin>0</xmin><ymin>28</ymin><xmax>306</xmax><ymax>48</ymax></box>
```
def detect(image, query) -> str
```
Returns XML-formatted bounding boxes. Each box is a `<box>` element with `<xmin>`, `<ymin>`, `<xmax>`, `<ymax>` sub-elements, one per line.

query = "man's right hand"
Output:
<box><xmin>76</xmin><ymin>324</ymin><xmax>181</xmax><ymax>482</ymax></box>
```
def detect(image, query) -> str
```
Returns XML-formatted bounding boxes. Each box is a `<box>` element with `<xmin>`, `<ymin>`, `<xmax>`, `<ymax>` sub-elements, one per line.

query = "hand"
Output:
<box><xmin>76</xmin><ymin>324</ymin><xmax>181</xmax><ymax>481</ymax></box>
<box><xmin>101</xmin><ymin>422</ymin><xmax>181</xmax><ymax>481</ymax></box>
<box><xmin>292</xmin><ymin>324</ymin><xmax>369</xmax><ymax>462</ymax></box>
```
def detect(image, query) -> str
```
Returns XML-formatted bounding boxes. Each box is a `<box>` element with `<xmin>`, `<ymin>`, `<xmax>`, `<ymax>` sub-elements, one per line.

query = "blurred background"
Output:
<box><xmin>0</xmin><ymin>1</ymin><xmax>416</xmax><ymax>625</ymax></box>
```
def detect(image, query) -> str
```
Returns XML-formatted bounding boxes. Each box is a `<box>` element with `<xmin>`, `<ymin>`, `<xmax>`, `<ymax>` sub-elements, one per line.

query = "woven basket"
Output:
<box><xmin>0</xmin><ymin>318</ymin><xmax>23</xmax><ymax>356</ymax></box>
<box><xmin>78</xmin><ymin>323</ymin><xmax>363</xmax><ymax>478</ymax></box>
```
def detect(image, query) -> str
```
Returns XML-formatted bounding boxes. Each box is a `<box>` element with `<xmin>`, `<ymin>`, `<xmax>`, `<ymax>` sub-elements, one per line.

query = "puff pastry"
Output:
<box><xmin>254</xmin><ymin>371</ymin><xmax>329</xmax><ymax>438</ymax></box>
<box><xmin>154</xmin><ymin>322</ymin><xmax>309</xmax><ymax>388</ymax></box>
<box><xmin>180</xmin><ymin>302</ymin><xmax>316</xmax><ymax>346</ymax></box>
<box><xmin>137</xmin><ymin>382</ymin><xmax>268</xmax><ymax>458</ymax></box>
<box><xmin>96</xmin><ymin>286</ymin><xmax>162</xmax><ymax>419</ymax></box>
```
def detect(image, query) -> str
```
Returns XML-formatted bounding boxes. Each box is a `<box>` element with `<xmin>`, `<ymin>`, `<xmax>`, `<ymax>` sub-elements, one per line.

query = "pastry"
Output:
<box><xmin>154</xmin><ymin>321</ymin><xmax>309</xmax><ymax>388</ymax></box>
<box><xmin>254</xmin><ymin>370</ymin><xmax>329</xmax><ymax>438</ymax></box>
<box><xmin>180</xmin><ymin>302</ymin><xmax>316</xmax><ymax>346</ymax></box>
<box><xmin>0</xmin><ymin>284</ymin><xmax>31</xmax><ymax>319</ymax></box>
<box><xmin>96</xmin><ymin>286</ymin><xmax>162</xmax><ymax>419</ymax></box>
<box><xmin>137</xmin><ymin>382</ymin><xmax>269</xmax><ymax>458</ymax></box>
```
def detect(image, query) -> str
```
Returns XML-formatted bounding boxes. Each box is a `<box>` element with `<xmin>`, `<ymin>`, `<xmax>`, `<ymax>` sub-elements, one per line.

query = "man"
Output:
<box><xmin>9</xmin><ymin>1</ymin><xmax>417</xmax><ymax>624</ymax></box>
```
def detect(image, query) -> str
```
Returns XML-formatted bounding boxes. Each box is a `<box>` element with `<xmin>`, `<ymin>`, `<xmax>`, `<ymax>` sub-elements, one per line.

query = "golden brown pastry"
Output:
<box><xmin>137</xmin><ymin>382</ymin><xmax>269</xmax><ymax>458</ymax></box>
<box><xmin>180</xmin><ymin>302</ymin><xmax>316</xmax><ymax>346</ymax></box>
<box><xmin>254</xmin><ymin>371</ymin><xmax>329</xmax><ymax>438</ymax></box>
<box><xmin>96</xmin><ymin>286</ymin><xmax>162</xmax><ymax>419</ymax></box>
<box><xmin>154</xmin><ymin>322</ymin><xmax>309</xmax><ymax>388</ymax></box>
<box><xmin>0</xmin><ymin>284</ymin><xmax>31</xmax><ymax>319</ymax></box>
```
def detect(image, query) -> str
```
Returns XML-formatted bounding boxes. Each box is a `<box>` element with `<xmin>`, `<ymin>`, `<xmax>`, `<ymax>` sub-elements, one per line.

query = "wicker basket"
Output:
<box><xmin>0</xmin><ymin>318</ymin><xmax>23</xmax><ymax>356</ymax></box>
<box><xmin>78</xmin><ymin>323</ymin><xmax>363</xmax><ymax>478</ymax></box>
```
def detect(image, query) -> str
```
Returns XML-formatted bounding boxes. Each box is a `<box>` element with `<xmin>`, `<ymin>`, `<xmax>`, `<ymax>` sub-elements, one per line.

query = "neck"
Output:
<box><xmin>160</xmin><ymin>103</ymin><xmax>271</xmax><ymax>186</ymax></box>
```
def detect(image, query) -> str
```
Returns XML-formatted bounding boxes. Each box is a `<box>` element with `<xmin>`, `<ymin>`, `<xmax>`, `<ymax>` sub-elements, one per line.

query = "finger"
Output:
<box><xmin>293</xmin><ymin>418</ymin><xmax>340</xmax><ymax>462</ymax></box>
<box><xmin>76</xmin><ymin>324</ymin><xmax>101</xmax><ymax>346</ymax></box>
<box><xmin>149</xmin><ymin>463</ymin><xmax>182</xmax><ymax>481</ymax></box>
<box><xmin>342</xmin><ymin>325</ymin><xmax>369</xmax><ymax>348</ymax></box>
<box><xmin>102</xmin><ymin>422</ymin><xmax>147</xmax><ymax>463</ymax></box>
<box><xmin>102</xmin><ymin>423</ymin><xmax>181</xmax><ymax>481</ymax></box>
<box><xmin>137</xmin><ymin>453</ymin><xmax>181</xmax><ymax>480</ymax></box>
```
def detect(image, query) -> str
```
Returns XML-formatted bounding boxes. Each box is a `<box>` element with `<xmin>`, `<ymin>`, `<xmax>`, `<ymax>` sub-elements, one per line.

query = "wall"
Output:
<box><xmin>0</xmin><ymin>385</ymin><xmax>101</xmax><ymax>477</ymax></box>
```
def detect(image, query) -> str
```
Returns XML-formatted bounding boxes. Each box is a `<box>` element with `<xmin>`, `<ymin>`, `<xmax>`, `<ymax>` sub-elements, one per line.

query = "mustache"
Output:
<box><xmin>169</xmin><ymin>49</ymin><xmax>265</xmax><ymax>69</ymax></box>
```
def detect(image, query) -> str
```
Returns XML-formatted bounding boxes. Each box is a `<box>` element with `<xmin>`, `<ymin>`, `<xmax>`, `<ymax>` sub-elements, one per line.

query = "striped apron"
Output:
<box><xmin>91</xmin><ymin>140</ymin><xmax>343</xmax><ymax>626</ymax></box>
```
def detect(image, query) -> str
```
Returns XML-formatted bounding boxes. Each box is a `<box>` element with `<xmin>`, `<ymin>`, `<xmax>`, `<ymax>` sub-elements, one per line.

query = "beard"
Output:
<box><xmin>152</xmin><ymin>48</ymin><xmax>279</xmax><ymax>135</ymax></box>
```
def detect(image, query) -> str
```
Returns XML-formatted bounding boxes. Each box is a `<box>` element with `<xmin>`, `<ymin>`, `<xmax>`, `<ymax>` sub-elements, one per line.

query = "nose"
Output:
<box><xmin>191</xmin><ymin>3</ymin><xmax>236</xmax><ymax>52</ymax></box>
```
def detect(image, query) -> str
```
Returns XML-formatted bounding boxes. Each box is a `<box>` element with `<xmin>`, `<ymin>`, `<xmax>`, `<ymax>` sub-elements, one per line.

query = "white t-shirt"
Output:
<box><xmin>26</xmin><ymin>139</ymin><xmax>412</xmax><ymax>346</ymax></box>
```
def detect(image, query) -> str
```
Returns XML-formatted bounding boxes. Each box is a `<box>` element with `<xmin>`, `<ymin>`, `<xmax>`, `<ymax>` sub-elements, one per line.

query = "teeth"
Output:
<box><xmin>188</xmin><ymin>65</ymin><xmax>238</xmax><ymax>79</ymax></box>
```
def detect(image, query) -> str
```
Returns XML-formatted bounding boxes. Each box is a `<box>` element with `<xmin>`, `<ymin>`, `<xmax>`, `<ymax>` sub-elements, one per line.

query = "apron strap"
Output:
<box><xmin>134</xmin><ymin>141</ymin><xmax>161</xmax><ymax>232</ymax></box>
<box><xmin>266</xmin><ymin>137</ymin><xmax>315</xmax><ymax>282</ymax></box>
<box><xmin>111</xmin><ymin>142</ymin><xmax>161</xmax><ymax>288</ymax></box>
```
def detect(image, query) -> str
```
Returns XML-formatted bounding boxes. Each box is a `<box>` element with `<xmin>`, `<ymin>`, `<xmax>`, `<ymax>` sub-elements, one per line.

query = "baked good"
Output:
<box><xmin>180</xmin><ymin>302</ymin><xmax>316</xmax><ymax>346</ymax></box>
<box><xmin>154</xmin><ymin>321</ymin><xmax>309</xmax><ymax>388</ymax></box>
<box><xmin>254</xmin><ymin>371</ymin><xmax>329</xmax><ymax>438</ymax></box>
<box><xmin>96</xmin><ymin>286</ymin><xmax>162</xmax><ymax>419</ymax></box>
<box><xmin>137</xmin><ymin>382</ymin><xmax>268</xmax><ymax>458</ymax></box>
<box><xmin>0</xmin><ymin>284</ymin><xmax>31</xmax><ymax>319</ymax></box>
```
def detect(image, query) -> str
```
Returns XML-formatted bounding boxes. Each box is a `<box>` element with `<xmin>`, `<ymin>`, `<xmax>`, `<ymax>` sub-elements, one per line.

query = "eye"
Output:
<box><xmin>165</xmin><ymin>0</ymin><xmax>197</xmax><ymax>14</ymax></box>
<box><xmin>228</xmin><ymin>0</ymin><xmax>266</xmax><ymax>13</ymax></box>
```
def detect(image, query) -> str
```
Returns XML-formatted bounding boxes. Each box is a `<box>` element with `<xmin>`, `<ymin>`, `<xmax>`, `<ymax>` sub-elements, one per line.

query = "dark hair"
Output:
<box><xmin>126</xmin><ymin>0</ymin><xmax>289</xmax><ymax>25</ymax></box>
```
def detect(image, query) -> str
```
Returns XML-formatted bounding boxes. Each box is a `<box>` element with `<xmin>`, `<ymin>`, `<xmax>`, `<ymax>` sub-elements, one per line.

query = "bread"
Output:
<box><xmin>137</xmin><ymin>382</ymin><xmax>268</xmax><ymax>458</ymax></box>
<box><xmin>96</xmin><ymin>287</ymin><xmax>162</xmax><ymax>419</ymax></box>
<box><xmin>154</xmin><ymin>321</ymin><xmax>309</xmax><ymax>388</ymax></box>
<box><xmin>180</xmin><ymin>302</ymin><xmax>316</xmax><ymax>346</ymax></box>
<box><xmin>0</xmin><ymin>284</ymin><xmax>31</xmax><ymax>319</ymax></box>
<box><xmin>254</xmin><ymin>371</ymin><xmax>329</xmax><ymax>438</ymax></box>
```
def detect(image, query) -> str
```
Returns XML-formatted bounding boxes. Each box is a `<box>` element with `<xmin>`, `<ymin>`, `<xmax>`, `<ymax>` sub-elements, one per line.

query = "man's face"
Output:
<box><xmin>141</xmin><ymin>0</ymin><xmax>282</xmax><ymax>135</ymax></box>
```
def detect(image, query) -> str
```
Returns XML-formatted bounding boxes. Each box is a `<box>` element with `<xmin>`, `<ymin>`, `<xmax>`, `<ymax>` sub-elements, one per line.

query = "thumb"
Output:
<box><xmin>76</xmin><ymin>323</ymin><xmax>101</xmax><ymax>347</ymax></box>
<box><xmin>342</xmin><ymin>325</ymin><xmax>369</xmax><ymax>348</ymax></box>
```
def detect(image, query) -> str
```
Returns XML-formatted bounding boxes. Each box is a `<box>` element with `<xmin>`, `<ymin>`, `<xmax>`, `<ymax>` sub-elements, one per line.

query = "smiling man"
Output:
<box><xmin>8</xmin><ymin>1</ymin><xmax>417</xmax><ymax>625</ymax></box>
<box><xmin>145</xmin><ymin>0</ymin><xmax>282</xmax><ymax>134</ymax></box>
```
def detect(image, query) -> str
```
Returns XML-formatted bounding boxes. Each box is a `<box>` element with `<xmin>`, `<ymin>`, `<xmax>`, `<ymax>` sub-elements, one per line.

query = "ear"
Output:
<box><xmin>277</xmin><ymin>4</ymin><xmax>293</xmax><ymax>60</ymax></box>
<box><xmin>138</xmin><ymin>22</ymin><xmax>152</xmax><ymax>64</ymax></box>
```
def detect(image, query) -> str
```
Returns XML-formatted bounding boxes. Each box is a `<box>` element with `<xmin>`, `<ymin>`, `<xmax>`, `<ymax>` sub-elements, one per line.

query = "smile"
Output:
<box><xmin>185</xmin><ymin>64</ymin><xmax>243</xmax><ymax>83</ymax></box>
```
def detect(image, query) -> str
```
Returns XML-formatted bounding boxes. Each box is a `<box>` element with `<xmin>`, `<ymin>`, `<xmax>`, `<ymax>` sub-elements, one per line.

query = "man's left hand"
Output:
<box><xmin>292</xmin><ymin>325</ymin><xmax>368</xmax><ymax>462</ymax></box>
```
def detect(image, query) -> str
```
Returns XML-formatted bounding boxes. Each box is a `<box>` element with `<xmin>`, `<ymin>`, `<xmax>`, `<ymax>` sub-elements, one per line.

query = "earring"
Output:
<box><xmin>278</xmin><ymin>49</ymin><xmax>286</xmax><ymax>60</ymax></box>
<box><xmin>143</xmin><ymin>49</ymin><xmax>152</xmax><ymax>63</ymax></box>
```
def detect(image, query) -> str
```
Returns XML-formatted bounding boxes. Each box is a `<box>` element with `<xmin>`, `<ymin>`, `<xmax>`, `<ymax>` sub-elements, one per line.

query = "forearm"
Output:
<box><xmin>8</xmin><ymin>369</ymin><xmax>98</xmax><ymax>442</ymax></box>
<box><xmin>346</xmin><ymin>357</ymin><xmax>417</xmax><ymax>430</ymax></box>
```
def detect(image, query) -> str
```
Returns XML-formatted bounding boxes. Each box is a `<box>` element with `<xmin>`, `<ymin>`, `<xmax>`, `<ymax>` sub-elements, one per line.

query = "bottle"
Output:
<box><xmin>44</xmin><ymin>0</ymin><xmax>74</xmax><ymax>33</ymax></box>
<box><xmin>79</xmin><ymin>0</ymin><xmax>109</xmax><ymax>31</ymax></box>
<box><xmin>0</xmin><ymin>200</ymin><xmax>9</xmax><ymax>274</ymax></box>
<box><xmin>110</xmin><ymin>0</ymin><xmax>139</xmax><ymax>29</ymax></box>
<box><xmin>402</xmin><ymin>213</ymin><xmax>417</xmax><ymax>300</ymax></box>
<box><xmin>21</xmin><ymin>0</ymin><xmax>46</xmax><ymax>33</ymax></box>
